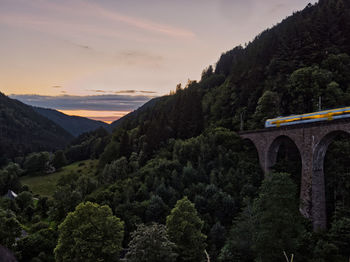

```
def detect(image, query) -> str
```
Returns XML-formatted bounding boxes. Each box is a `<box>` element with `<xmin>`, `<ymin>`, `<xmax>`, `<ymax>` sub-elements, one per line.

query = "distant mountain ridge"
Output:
<box><xmin>0</xmin><ymin>92</ymin><xmax>73</xmax><ymax>165</ymax></box>
<box><xmin>33</xmin><ymin>107</ymin><xmax>111</xmax><ymax>137</ymax></box>
<box><xmin>110</xmin><ymin>97</ymin><xmax>161</xmax><ymax>129</ymax></box>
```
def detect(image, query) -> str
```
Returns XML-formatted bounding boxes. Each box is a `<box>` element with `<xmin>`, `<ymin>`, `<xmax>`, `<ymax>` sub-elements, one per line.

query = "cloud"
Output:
<box><xmin>140</xmin><ymin>90</ymin><xmax>157</xmax><ymax>94</ymax></box>
<box><xmin>0</xmin><ymin>13</ymin><xmax>129</xmax><ymax>41</ymax></box>
<box><xmin>1</xmin><ymin>0</ymin><xmax>195</xmax><ymax>40</ymax></box>
<box><xmin>115</xmin><ymin>90</ymin><xmax>137</xmax><ymax>94</ymax></box>
<box><xmin>52</xmin><ymin>85</ymin><xmax>62</xmax><ymax>88</ymax></box>
<box><xmin>77</xmin><ymin>44</ymin><xmax>90</xmax><ymax>49</ymax></box>
<box><xmin>88</xmin><ymin>89</ymin><xmax>107</xmax><ymax>93</ymax></box>
<box><xmin>10</xmin><ymin>94</ymin><xmax>155</xmax><ymax>111</ymax></box>
<box><xmin>88</xmin><ymin>2</ymin><xmax>196</xmax><ymax>39</ymax></box>
<box><xmin>116</xmin><ymin>51</ymin><xmax>164</xmax><ymax>67</ymax></box>
<box><xmin>88</xmin><ymin>89</ymin><xmax>158</xmax><ymax>94</ymax></box>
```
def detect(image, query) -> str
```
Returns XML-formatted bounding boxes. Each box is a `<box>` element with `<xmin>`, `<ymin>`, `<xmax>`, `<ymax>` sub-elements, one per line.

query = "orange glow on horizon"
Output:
<box><xmin>57</xmin><ymin>109</ymin><xmax>130</xmax><ymax>124</ymax></box>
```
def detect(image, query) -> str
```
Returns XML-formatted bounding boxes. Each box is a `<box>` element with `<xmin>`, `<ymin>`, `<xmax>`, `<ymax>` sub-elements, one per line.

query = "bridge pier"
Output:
<box><xmin>312</xmin><ymin>168</ymin><xmax>327</xmax><ymax>230</ymax></box>
<box><xmin>299</xmin><ymin>153</ymin><xmax>312</xmax><ymax>220</ymax></box>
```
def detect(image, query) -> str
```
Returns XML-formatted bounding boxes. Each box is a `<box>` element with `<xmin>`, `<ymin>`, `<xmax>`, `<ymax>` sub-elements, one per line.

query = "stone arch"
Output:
<box><xmin>266</xmin><ymin>135</ymin><xmax>302</xmax><ymax>173</ymax></box>
<box><xmin>313</xmin><ymin>130</ymin><xmax>350</xmax><ymax>171</ymax></box>
<box><xmin>312</xmin><ymin>130</ymin><xmax>350</xmax><ymax>230</ymax></box>
<box><xmin>240</xmin><ymin>137</ymin><xmax>265</xmax><ymax>173</ymax></box>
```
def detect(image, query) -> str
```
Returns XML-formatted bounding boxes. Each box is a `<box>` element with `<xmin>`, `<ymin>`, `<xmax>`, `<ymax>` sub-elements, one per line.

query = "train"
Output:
<box><xmin>265</xmin><ymin>106</ymin><xmax>350</xmax><ymax>128</ymax></box>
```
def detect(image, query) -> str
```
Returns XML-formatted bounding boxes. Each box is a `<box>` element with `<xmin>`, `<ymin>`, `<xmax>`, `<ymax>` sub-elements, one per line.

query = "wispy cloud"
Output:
<box><xmin>115</xmin><ymin>90</ymin><xmax>137</xmax><ymax>94</ymax></box>
<box><xmin>0</xmin><ymin>13</ymin><xmax>129</xmax><ymax>40</ymax></box>
<box><xmin>10</xmin><ymin>94</ymin><xmax>155</xmax><ymax>111</ymax></box>
<box><xmin>88</xmin><ymin>2</ymin><xmax>195</xmax><ymax>39</ymax></box>
<box><xmin>116</xmin><ymin>51</ymin><xmax>164</xmax><ymax>67</ymax></box>
<box><xmin>140</xmin><ymin>90</ymin><xmax>157</xmax><ymax>94</ymax></box>
<box><xmin>88</xmin><ymin>89</ymin><xmax>158</xmax><ymax>95</ymax></box>
<box><xmin>77</xmin><ymin>44</ymin><xmax>90</xmax><ymax>49</ymax></box>
<box><xmin>52</xmin><ymin>85</ymin><xmax>62</xmax><ymax>88</ymax></box>
<box><xmin>88</xmin><ymin>89</ymin><xmax>107</xmax><ymax>93</ymax></box>
<box><xmin>1</xmin><ymin>0</ymin><xmax>195</xmax><ymax>40</ymax></box>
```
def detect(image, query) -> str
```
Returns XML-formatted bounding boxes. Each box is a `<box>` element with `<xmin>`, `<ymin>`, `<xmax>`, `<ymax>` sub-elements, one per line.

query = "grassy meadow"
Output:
<box><xmin>20</xmin><ymin>160</ymin><xmax>98</xmax><ymax>198</ymax></box>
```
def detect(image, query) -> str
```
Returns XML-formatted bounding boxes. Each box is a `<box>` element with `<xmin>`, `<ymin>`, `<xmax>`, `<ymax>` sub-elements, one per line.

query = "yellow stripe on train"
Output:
<box><xmin>266</xmin><ymin>106</ymin><xmax>350</xmax><ymax>128</ymax></box>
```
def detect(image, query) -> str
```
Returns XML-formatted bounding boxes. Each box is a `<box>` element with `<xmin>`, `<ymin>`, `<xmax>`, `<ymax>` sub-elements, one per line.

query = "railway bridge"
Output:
<box><xmin>239</xmin><ymin>118</ymin><xmax>350</xmax><ymax>230</ymax></box>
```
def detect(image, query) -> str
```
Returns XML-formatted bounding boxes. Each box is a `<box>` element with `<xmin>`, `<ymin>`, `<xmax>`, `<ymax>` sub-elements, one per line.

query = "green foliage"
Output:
<box><xmin>221</xmin><ymin>173</ymin><xmax>306</xmax><ymax>262</ymax></box>
<box><xmin>145</xmin><ymin>195</ymin><xmax>169</xmax><ymax>223</ymax></box>
<box><xmin>5</xmin><ymin>1</ymin><xmax>350</xmax><ymax>261</ymax></box>
<box><xmin>0</xmin><ymin>162</ymin><xmax>22</xmax><ymax>195</ymax></box>
<box><xmin>16</xmin><ymin>227</ymin><xmax>57</xmax><ymax>262</ymax></box>
<box><xmin>166</xmin><ymin>197</ymin><xmax>206</xmax><ymax>262</ymax></box>
<box><xmin>324</xmin><ymin>135</ymin><xmax>350</xmax><ymax>220</ymax></box>
<box><xmin>98</xmin><ymin>141</ymin><xmax>120</xmax><ymax>168</ymax></box>
<box><xmin>54</xmin><ymin>201</ymin><xmax>124</xmax><ymax>262</ymax></box>
<box><xmin>253</xmin><ymin>91</ymin><xmax>280</xmax><ymax>125</ymax></box>
<box><xmin>125</xmin><ymin>223</ymin><xmax>178</xmax><ymax>262</ymax></box>
<box><xmin>286</xmin><ymin>66</ymin><xmax>333</xmax><ymax>113</ymax></box>
<box><xmin>208</xmin><ymin>222</ymin><xmax>226</xmax><ymax>260</ymax></box>
<box><xmin>50</xmin><ymin>165</ymin><xmax>98</xmax><ymax>221</ymax></box>
<box><xmin>201</xmin><ymin>65</ymin><xmax>214</xmax><ymax>80</ymax></box>
<box><xmin>35</xmin><ymin>197</ymin><xmax>50</xmax><ymax>218</ymax></box>
<box><xmin>219</xmin><ymin>200</ymin><xmax>255</xmax><ymax>262</ymax></box>
<box><xmin>312</xmin><ymin>238</ymin><xmax>339</xmax><ymax>262</ymax></box>
<box><xmin>52</xmin><ymin>150</ymin><xmax>67</xmax><ymax>170</ymax></box>
<box><xmin>65</xmin><ymin>127</ymin><xmax>110</xmax><ymax>163</ymax></box>
<box><xmin>20</xmin><ymin>160</ymin><xmax>98</xmax><ymax>198</ymax></box>
<box><xmin>253</xmin><ymin>173</ymin><xmax>305</xmax><ymax>262</ymax></box>
<box><xmin>327</xmin><ymin>207</ymin><xmax>350</xmax><ymax>258</ymax></box>
<box><xmin>101</xmin><ymin>156</ymin><xmax>128</xmax><ymax>183</ymax></box>
<box><xmin>0</xmin><ymin>208</ymin><xmax>21</xmax><ymax>249</ymax></box>
<box><xmin>24</xmin><ymin>152</ymin><xmax>50</xmax><ymax>174</ymax></box>
<box><xmin>15</xmin><ymin>191</ymin><xmax>33</xmax><ymax>211</ymax></box>
<box><xmin>219</xmin><ymin>173</ymin><xmax>306</xmax><ymax>262</ymax></box>
<box><xmin>0</xmin><ymin>92</ymin><xmax>73</xmax><ymax>165</ymax></box>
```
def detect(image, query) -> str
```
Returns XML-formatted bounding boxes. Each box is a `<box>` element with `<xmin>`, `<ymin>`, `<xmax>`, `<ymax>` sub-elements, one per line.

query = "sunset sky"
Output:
<box><xmin>1</xmin><ymin>0</ymin><xmax>315</xmax><ymax>123</ymax></box>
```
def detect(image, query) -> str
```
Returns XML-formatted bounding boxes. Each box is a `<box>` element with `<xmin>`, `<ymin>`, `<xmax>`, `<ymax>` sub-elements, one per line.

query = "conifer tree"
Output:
<box><xmin>166</xmin><ymin>196</ymin><xmax>206</xmax><ymax>262</ymax></box>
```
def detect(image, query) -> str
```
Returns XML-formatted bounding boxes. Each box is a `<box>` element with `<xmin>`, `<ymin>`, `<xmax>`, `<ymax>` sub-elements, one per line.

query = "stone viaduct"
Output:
<box><xmin>239</xmin><ymin>118</ymin><xmax>350</xmax><ymax>230</ymax></box>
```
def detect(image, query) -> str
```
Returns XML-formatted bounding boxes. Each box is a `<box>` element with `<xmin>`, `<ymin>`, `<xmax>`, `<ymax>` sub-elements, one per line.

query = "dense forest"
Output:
<box><xmin>1</xmin><ymin>0</ymin><xmax>350</xmax><ymax>261</ymax></box>
<box><xmin>0</xmin><ymin>93</ymin><xmax>73</xmax><ymax>167</ymax></box>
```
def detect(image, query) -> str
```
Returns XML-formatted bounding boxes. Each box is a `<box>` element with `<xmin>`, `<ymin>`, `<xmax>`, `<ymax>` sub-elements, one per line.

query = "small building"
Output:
<box><xmin>3</xmin><ymin>190</ymin><xmax>17</xmax><ymax>200</ymax></box>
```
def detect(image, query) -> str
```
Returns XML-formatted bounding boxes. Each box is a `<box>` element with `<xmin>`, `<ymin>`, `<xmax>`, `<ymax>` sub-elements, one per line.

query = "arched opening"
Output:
<box><xmin>241</xmin><ymin>138</ymin><xmax>264</xmax><ymax>192</ymax></box>
<box><xmin>267</xmin><ymin>136</ymin><xmax>302</xmax><ymax>196</ymax></box>
<box><xmin>242</xmin><ymin>138</ymin><xmax>262</xmax><ymax>169</ymax></box>
<box><xmin>323</xmin><ymin>131</ymin><xmax>350</xmax><ymax>226</ymax></box>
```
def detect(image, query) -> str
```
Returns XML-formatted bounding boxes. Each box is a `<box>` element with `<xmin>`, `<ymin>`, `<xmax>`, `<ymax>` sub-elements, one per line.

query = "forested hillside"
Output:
<box><xmin>112</xmin><ymin>0</ymin><xmax>350</xmax><ymax>146</ymax></box>
<box><xmin>34</xmin><ymin>107</ymin><xmax>110</xmax><ymax>137</ymax></box>
<box><xmin>0</xmin><ymin>93</ymin><xmax>73</xmax><ymax>166</ymax></box>
<box><xmin>1</xmin><ymin>0</ymin><xmax>350</xmax><ymax>261</ymax></box>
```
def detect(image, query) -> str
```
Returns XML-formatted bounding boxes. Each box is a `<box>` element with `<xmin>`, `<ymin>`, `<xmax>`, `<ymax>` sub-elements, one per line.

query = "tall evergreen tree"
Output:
<box><xmin>125</xmin><ymin>223</ymin><xmax>178</xmax><ymax>262</ymax></box>
<box><xmin>166</xmin><ymin>196</ymin><xmax>206</xmax><ymax>262</ymax></box>
<box><xmin>253</xmin><ymin>173</ymin><xmax>305</xmax><ymax>262</ymax></box>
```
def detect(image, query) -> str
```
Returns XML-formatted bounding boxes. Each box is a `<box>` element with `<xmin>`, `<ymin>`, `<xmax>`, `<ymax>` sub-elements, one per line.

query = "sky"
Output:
<box><xmin>1</xmin><ymin>0</ymin><xmax>316</xmax><ymax>123</ymax></box>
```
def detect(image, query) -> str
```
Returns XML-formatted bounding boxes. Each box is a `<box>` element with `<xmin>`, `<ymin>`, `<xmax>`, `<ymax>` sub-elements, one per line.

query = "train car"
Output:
<box><xmin>265</xmin><ymin>106</ymin><xmax>350</xmax><ymax>128</ymax></box>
